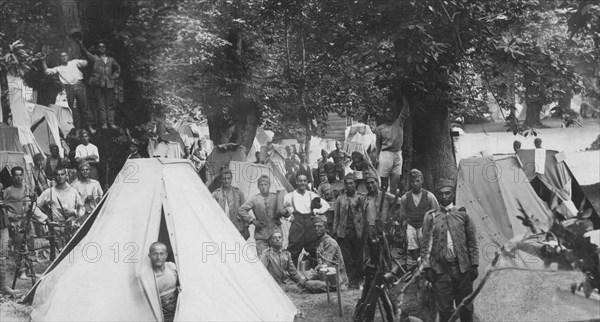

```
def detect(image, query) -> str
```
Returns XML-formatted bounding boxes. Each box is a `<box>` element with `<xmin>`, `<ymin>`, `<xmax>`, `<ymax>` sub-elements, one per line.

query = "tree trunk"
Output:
<box><xmin>524</xmin><ymin>99</ymin><xmax>542</xmax><ymax>126</ymax></box>
<box><xmin>231</xmin><ymin>99</ymin><xmax>260</xmax><ymax>154</ymax></box>
<box><xmin>410</xmin><ymin>103</ymin><xmax>457</xmax><ymax>192</ymax></box>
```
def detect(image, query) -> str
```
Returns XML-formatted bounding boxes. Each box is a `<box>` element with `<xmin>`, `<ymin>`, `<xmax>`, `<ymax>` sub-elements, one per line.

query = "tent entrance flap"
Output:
<box><xmin>158</xmin><ymin>208</ymin><xmax>176</xmax><ymax>264</ymax></box>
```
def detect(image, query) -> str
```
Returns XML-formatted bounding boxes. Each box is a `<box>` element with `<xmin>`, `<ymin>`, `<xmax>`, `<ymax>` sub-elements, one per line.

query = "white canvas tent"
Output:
<box><xmin>30</xmin><ymin>104</ymin><xmax>65</xmax><ymax>157</ymax></box>
<box><xmin>25</xmin><ymin>159</ymin><xmax>298</xmax><ymax>321</ymax></box>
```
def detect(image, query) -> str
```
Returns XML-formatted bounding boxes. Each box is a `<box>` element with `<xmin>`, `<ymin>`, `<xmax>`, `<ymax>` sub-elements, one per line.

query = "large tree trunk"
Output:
<box><xmin>410</xmin><ymin>102</ymin><xmax>457</xmax><ymax>192</ymax></box>
<box><xmin>524</xmin><ymin>99</ymin><xmax>543</xmax><ymax>126</ymax></box>
<box><xmin>231</xmin><ymin>99</ymin><xmax>260</xmax><ymax>153</ymax></box>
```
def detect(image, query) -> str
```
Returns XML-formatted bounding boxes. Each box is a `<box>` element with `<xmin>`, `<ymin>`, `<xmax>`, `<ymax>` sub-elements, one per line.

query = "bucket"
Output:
<box><xmin>299</xmin><ymin>260</ymin><xmax>311</xmax><ymax>272</ymax></box>
<box><xmin>318</xmin><ymin>268</ymin><xmax>328</xmax><ymax>281</ymax></box>
<box><xmin>326</xmin><ymin>271</ymin><xmax>337</xmax><ymax>284</ymax></box>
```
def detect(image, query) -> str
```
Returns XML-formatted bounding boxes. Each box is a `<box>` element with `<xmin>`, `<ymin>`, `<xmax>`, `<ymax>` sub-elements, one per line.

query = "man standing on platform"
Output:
<box><xmin>398</xmin><ymin>169</ymin><xmax>439</xmax><ymax>261</ymax></box>
<box><xmin>43</xmin><ymin>50</ymin><xmax>94</xmax><ymax>134</ymax></box>
<box><xmin>282</xmin><ymin>174</ymin><xmax>329</xmax><ymax>265</ymax></box>
<box><xmin>375</xmin><ymin>104</ymin><xmax>410</xmax><ymax>194</ymax></box>
<box><xmin>422</xmin><ymin>178</ymin><xmax>479</xmax><ymax>322</ymax></box>
<box><xmin>239</xmin><ymin>175</ymin><xmax>284</xmax><ymax>256</ymax></box>
<box><xmin>212</xmin><ymin>169</ymin><xmax>248</xmax><ymax>239</ymax></box>
<box><xmin>79</xmin><ymin>39</ymin><xmax>121</xmax><ymax>130</ymax></box>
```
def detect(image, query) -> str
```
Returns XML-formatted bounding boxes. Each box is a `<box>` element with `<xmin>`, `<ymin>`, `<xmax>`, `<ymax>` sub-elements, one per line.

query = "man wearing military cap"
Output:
<box><xmin>333</xmin><ymin>173</ymin><xmax>366</xmax><ymax>288</ymax></box>
<box><xmin>128</xmin><ymin>138</ymin><xmax>143</xmax><ymax>159</ymax></box>
<box><xmin>303</xmin><ymin>215</ymin><xmax>349</xmax><ymax>293</ymax></box>
<box><xmin>421</xmin><ymin>178</ymin><xmax>479</xmax><ymax>322</ymax></box>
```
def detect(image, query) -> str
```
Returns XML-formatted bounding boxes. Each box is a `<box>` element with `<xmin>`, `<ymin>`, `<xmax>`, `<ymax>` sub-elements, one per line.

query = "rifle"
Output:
<box><xmin>10</xmin><ymin>195</ymin><xmax>38</xmax><ymax>289</ymax></box>
<box><xmin>353</xmin><ymin>230</ymin><xmax>397</xmax><ymax>322</ymax></box>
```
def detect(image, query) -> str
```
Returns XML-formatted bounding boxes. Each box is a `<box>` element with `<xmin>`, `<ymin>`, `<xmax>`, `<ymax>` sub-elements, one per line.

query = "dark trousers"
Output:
<box><xmin>288</xmin><ymin>212</ymin><xmax>317</xmax><ymax>266</ymax></box>
<box><xmin>94</xmin><ymin>86</ymin><xmax>115</xmax><ymax>124</ymax></box>
<box><xmin>65</xmin><ymin>82</ymin><xmax>91</xmax><ymax>128</ymax></box>
<box><xmin>434</xmin><ymin>262</ymin><xmax>474</xmax><ymax>322</ymax></box>
<box><xmin>339</xmin><ymin>235</ymin><xmax>363</xmax><ymax>286</ymax></box>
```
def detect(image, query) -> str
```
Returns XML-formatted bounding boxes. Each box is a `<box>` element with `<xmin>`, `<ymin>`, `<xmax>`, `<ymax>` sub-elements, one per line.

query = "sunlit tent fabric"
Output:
<box><xmin>516</xmin><ymin>149</ymin><xmax>598</xmax><ymax>218</ymax></box>
<box><xmin>48</xmin><ymin>104</ymin><xmax>75</xmax><ymax>135</ymax></box>
<box><xmin>0</xmin><ymin>125</ymin><xmax>44</xmax><ymax>158</ymax></box>
<box><xmin>25</xmin><ymin>159</ymin><xmax>298</xmax><ymax>321</ymax></box>
<box><xmin>30</xmin><ymin>104</ymin><xmax>64</xmax><ymax>157</ymax></box>
<box><xmin>456</xmin><ymin>154</ymin><xmax>554</xmax><ymax>273</ymax></box>
<box><xmin>206</xmin><ymin>143</ymin><xmax>247</xmax><ymax>190</ymax></box>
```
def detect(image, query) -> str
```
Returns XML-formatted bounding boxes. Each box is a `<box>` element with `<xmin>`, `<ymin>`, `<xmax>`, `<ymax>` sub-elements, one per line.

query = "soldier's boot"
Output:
<box><xmin>0</xmin><ymin>257</ymin><xmax>19</xmax><ymax>296</ymax></box>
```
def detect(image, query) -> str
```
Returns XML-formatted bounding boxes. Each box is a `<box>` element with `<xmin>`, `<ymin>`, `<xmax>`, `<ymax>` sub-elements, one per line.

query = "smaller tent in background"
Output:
<box><xmin>48</xmin><ymin>104</ymin><xmax>74</xmax><ymax>136</ymax></box>
<box><xmin>0</xmin><ymin>151</ymin><xmax>35</xmax><ymax>191</ymax></box>
<box><xmin>206</xmin><ymin>143</ymin><xmax>247</xmax><ymax>190</ymax></box>
<box><xmin>0</xmin><ymin>125</ymin><xmax>45</xmax><ymax>158</ymax></box>
<box><xmin>261</xmin><ymin>144</ymin><xmax>287</xmax><ymax>173</ymax></box>
<box><xmin>30</xmin><ymin>104</ymin><xmax>65</xmax><ymax>157</ymax></box>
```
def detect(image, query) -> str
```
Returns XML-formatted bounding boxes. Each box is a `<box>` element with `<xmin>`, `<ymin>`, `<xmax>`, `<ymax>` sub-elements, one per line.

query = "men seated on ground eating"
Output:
<box><xmin>260</xmin><ymin>232</ymin><xmax>306</xmax><ymax>291</ymax></box>
<box><xmin>303</xmin><ymin>216</ymin><xmax>348</xmax><ymax>293</ymax></box>
<box><xmin>149</xmin><ymin>242</ymin><xmax>179</xmax><ymax>322</ymax></box>
<box><xmin>239</xmin><ymin>175</ymin><xmax>284</xmax><ymax>256</ymax></box>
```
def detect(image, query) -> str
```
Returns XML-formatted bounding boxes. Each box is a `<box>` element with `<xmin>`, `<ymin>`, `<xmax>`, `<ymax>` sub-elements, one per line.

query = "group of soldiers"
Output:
<box><xmin>212</xmin><ymin>160</ymin><xmax>479</xmax><ymax>321</ymax></box>
<box><xmin>0</xmin><ymin>139</ymin><xmax>105</xmax><ymax>297</ymax></box>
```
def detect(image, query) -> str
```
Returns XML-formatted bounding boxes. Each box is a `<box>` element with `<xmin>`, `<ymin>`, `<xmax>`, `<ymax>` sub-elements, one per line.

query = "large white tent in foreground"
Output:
<box><xmin>25</xmin><ymin>158</ymin><xmax>298</xmax><ymax>321</ymax></box>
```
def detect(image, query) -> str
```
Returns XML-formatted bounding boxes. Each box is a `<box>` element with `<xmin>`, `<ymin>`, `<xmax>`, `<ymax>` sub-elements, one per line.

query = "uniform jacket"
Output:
<box><xmin>239</xmin><ymin>192</ymin><xmax>281</xmax><ymax>240</ymax></box>
<box><xmin>317</xmin><ymin>234</ymin><xmax>348</xmax><ymax>286</ymax></box>
<box><xmin>260</xmin><ymin>248</ymin><xmax>304</xmax><ymax>285</ymax></box>
<box><xmin>421</xmin><ymin>206</ymin><xmax>479</xmax><ymax>274</ymax></box>
<box><xmin>333</xmin><ymin>193</ymin><xmax>365</xmax><ymax>239</ymax></box>
<box><xmin>84</xmin><ymin>51</ymin><xmax>121</xmax><ymax>88</ymax></box>
<box><xmin>212</xmin><ymin>187</ymin><xmax>246</xmax><ymax>231</ymax></box>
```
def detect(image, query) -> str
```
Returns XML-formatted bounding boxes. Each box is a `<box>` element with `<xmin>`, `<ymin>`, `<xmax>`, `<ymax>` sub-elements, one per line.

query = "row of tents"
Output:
<box><xmin>23</xmin><ymin>147</ymin><xmax>599</xmax><ymax>321</ymax></box>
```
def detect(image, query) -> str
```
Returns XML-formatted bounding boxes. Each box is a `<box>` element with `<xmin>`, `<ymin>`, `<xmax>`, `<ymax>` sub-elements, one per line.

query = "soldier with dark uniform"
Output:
<box><xmin>421</xmin><ymin>178</ymin><xmax>479</xmax><ymax>322</ymax></box>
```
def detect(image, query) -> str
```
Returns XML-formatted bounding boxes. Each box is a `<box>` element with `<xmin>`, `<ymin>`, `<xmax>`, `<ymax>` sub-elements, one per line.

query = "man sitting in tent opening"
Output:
<box><xmin>260</xmin><ymin>232</ymin><xmax>306</xmax><ymax>291</ymax></box>
<box><xmin>239</xmin><ymin>175</ymin><xmax>285</xmax><ymax>256</ymax></box>
<box><xmin>149</xmin><ymin>242</ymin><xmax>179</xmax><ymax>322</ymax></box>
<box><xmin>211</xmin><ymin>169</ymin><xmax>248</xmax><ymax>239</ymax></box>
<box><xmin>303</xmin><ymin>216</ymin><xmax>348</xmax><ymax>293</ymax></box>
<box><xmin>398</xmin><ymin>169</ymin><xmax>439</xmax><ymax>262</ymax></box>
<box><xmin>421</xmin><ymin>178</ymin><xmax>479</xmax><ymax>322</ymax></box>
<box><xmin>282</xmin><ymin>174</ymin><xmax>330</xmax><ymax>266</ymax></box>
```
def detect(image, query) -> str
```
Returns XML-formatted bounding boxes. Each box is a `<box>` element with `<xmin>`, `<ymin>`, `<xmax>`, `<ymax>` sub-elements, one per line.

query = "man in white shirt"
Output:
<box><xmin>75</xmin><ymin>130</ymin><xmax>99</xmax><ymax>163</ymax></box>
<box><xmin>282</xmin><ymin>174</ymin><xmax>330</xmax><ymax>265</ymax></box>
<box><xmin>75</xmin><ymin>130</ymin><xmax>100</xmax><ymax>180</ymax></box>
<box><xmin>43</xmin><ymin>51</ymin><xmax>95</xmax><ymax>134</ymax></box>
